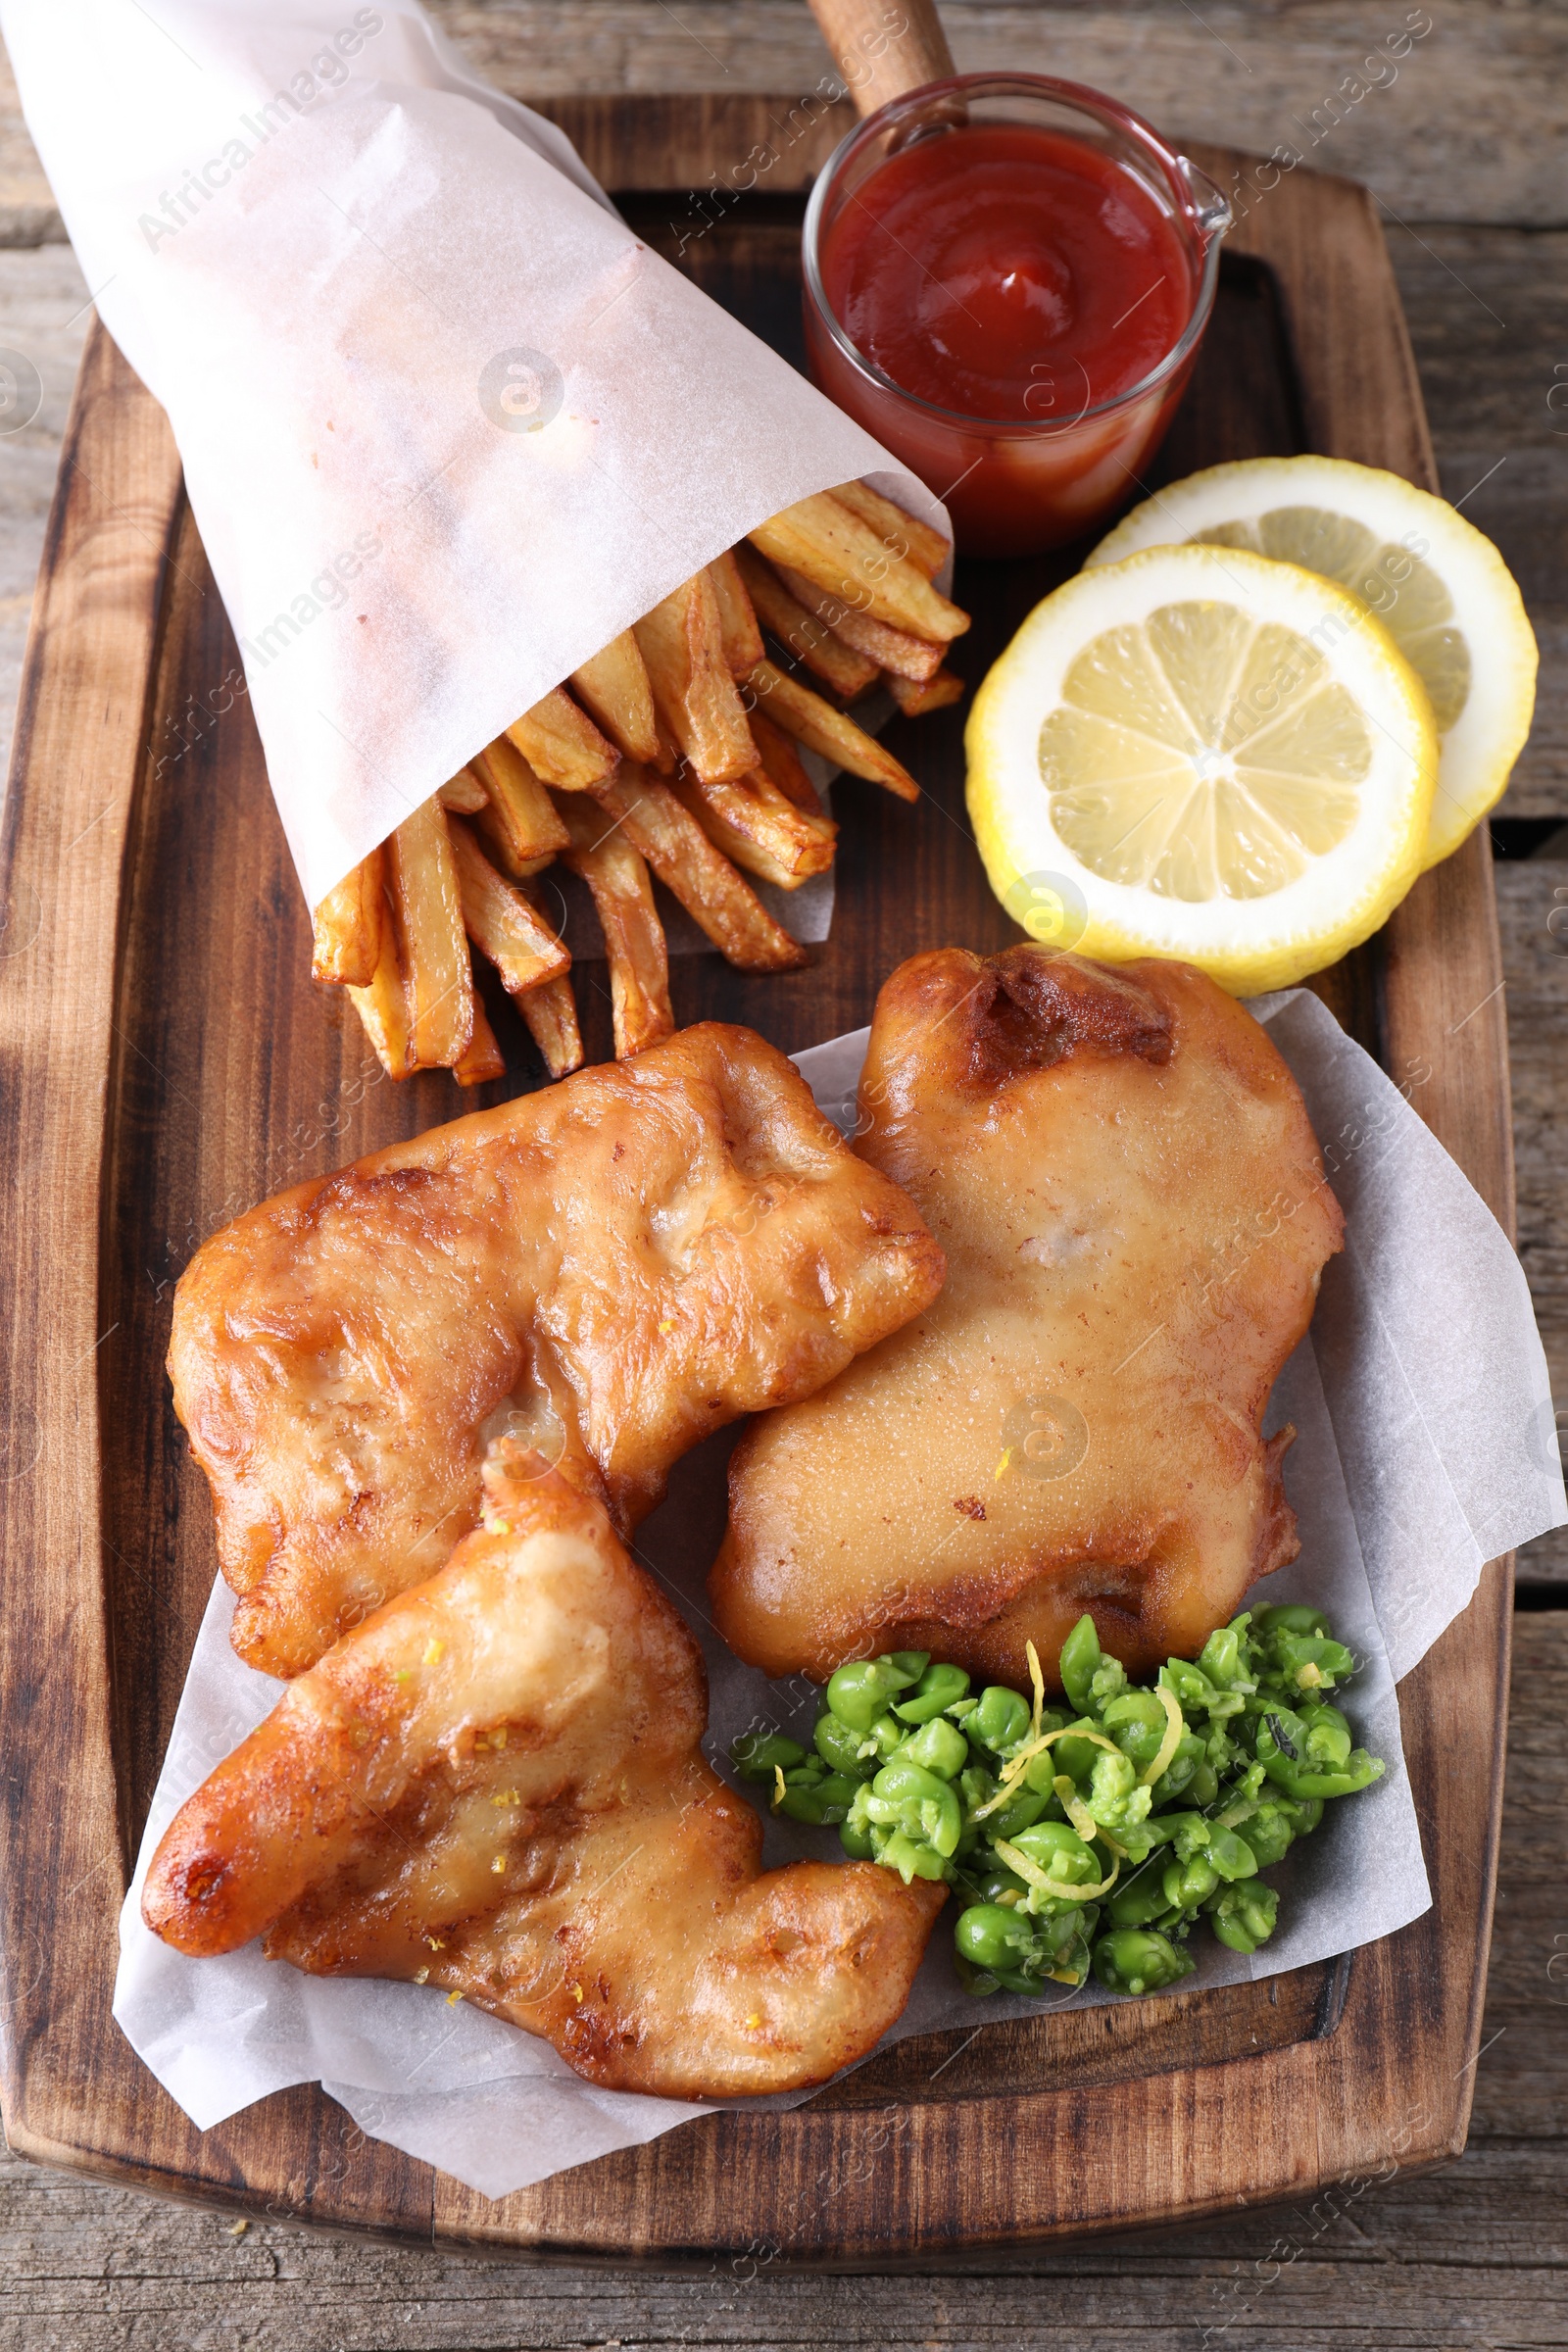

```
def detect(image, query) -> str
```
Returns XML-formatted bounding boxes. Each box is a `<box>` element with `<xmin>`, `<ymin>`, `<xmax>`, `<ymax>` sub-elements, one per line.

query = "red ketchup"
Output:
<box><xmin>807</xmin><ymin>122</ymin><xmax>1205</xmax><ymax>557</ymax></box>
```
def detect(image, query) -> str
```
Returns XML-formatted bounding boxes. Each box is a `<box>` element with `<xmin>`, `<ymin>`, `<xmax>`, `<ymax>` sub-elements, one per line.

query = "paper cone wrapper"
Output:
<box><xmin>1</xmin><ymin>0</ymin><xmax>946</xmax><ymax>910</ymax></box>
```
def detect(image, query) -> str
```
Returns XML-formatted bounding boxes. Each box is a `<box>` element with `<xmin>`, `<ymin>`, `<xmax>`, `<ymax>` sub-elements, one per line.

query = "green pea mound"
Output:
<box><xmin>732</xmin><ymin>1601</ymin><xmax>1384</xmax><ymax>2002</ymax></box>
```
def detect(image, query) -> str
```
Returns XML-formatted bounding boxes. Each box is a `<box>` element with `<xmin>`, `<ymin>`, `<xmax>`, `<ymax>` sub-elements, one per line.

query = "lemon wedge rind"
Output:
<box><xmin>966</xmin><ymin>544</ymin><xmax>1439</xmax><ymax>997</ymax></box>
<box><xmin>1088</xmin><ymin>455</ymin><xmax>1537</xmax><ymax>869</ymax></box>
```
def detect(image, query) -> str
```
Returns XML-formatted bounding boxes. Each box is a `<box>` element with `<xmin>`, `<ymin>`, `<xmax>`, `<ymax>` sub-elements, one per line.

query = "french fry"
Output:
<box><xmin>749</xmin><ymin>706</ymin><xmax>824</xmax><ymax>814</ymax></box>
<box><xmin>633</xmin><ymin>571</ymin><xmax>759</xmax><ymax>783</ymax></box>
<box><xmin>507</xmin><ymin>687</ymin><xmax>619</xmax><ymax>791</ymax></box>
<box><xmin>311</xmin><ymin>845</ymin><xmax>385</xmax><ymax>987</ymax></box>
<box><xmin>743</xmin><ymin>659</ymin><xmax>920</xmax><ymax>803</ymax></box>
<box><xmin>471</xmin><ymin>802</ymin><xmax>556</xmax><ymax>881</ymax></box>
<box><xmin>672</xmin><ymin>766</ymin><xmax>837</xmax><ymax>892</ymax></box>
<box><xmin>551</xmin><ymin>791</ymin><xmax>674</xmax><ymax>1058</ymax></box>
<box><xmin>453</xmin><ymin>994</ymin><xmax>506</xmax><ymax>1087</ymax></box>
<box><xmin>887</xmin><ymin>666</ymin><xmax>967</xmax><ymax>716</ymax></box>
<box><xmin>470</xmin><ymin>734</ymin><xmax>570</xmax><ymax>873</ymax></box>
<box><xmin>514</xmin><ymin>967</ymin><xmax>584</xmax><ymax>1080</ymax></box>
<box><xmin>388</xmin><ymin>797</ymin><xmax>474</xmax><ymax>1069</ymax></box>
<box><xmin>589</xmin><ymin>766</ymin><xmax>808</xmax><ymax>972</ymax></box>
<box><xmin>652</xmin><ymin>712</ymin><xmax>681</xmax><ymax>775</ymax></box>
<box><xmin>829</xmin><ymin>478</ymin><xmax>951</xmax><ymax>578</ymax></box>
<box><xmin>436</xmin><ymin>766</ymin><xmax>489</xmax><ymax>814</ymax></box>
<box><xmin>732</xmin><ymin>543</ymin><xmax>880</xmax><ymax>702</ymax></box>
<box><xmin>346</xmin><ymin>905</ymin><xmax>412</xmax><ymax>1079</ymax></box>
<box><xmin>449</xmin><ymin>817</ymin><xmax>571</xmax><ymax>996</ymax></box>
<box><xmin>749</xmin><ymin>493</ymin><xmax>968</xmax><ymax>644</ymax></box>
<box><xmin>707</xmin><ymin>548</ymin><xmax>764</xmax><ymax>676</ymax></box>
<box><xmin>570</xmin><ymin>631</ymin><xmax>661</xmax><ymax>764</ymax></box>
<box><xmin>770</xmin><ymin>558</ymin><xmax>946</xmax><ymax>682</ymax></box>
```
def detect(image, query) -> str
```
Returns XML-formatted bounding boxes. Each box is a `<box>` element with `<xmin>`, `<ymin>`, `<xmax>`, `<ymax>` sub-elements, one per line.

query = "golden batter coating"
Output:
<box><xmin>170</xmin><ymin>1023</ymin><xmax>944</xmax><ymax>1678</ymax></box>
<box><xmin>710</xmin><ymin>949</ymin><xmax>1345</xmax><ymax>1688</ymax></box>
<box><xmin>143</xmin><ymin>1446</ymin><xmax>944</xmax><ymax>2100</ymax></box>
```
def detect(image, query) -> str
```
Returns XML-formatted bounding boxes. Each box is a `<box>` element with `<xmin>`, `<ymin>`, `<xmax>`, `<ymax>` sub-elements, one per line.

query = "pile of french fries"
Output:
<box><xmin>311</xmin><ymin>479</ymin><xmax>970</xmax><ymax>1083</ymax></box>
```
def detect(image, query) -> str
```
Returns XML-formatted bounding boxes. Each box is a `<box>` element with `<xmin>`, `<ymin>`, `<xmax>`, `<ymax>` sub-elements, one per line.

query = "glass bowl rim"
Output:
<box><xmin>801</xmin><ymin>70</ymin><xmax>1232</xmax><ymax>440</ymax></box>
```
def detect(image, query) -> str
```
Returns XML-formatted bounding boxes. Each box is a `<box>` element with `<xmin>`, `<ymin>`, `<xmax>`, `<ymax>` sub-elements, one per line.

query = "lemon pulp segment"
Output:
<box><xmin>1087</xmin><ymin>458</ymin><xmax>1536</xmax><ymax>869</ymax></box>
<box><xmin>965</xmin><ymin>543</ymin><xmax>1439</xmax><ymax>995</ymax></box>
<box><xmin>1041</xmin><ymin>604</ymin><xmax>1369</xmax><ymax>902</ymax></box>
<box><xmin>1192</xmin><ymin>507</ymin><xmax>1470</xmax><ymax>733</ymax></box>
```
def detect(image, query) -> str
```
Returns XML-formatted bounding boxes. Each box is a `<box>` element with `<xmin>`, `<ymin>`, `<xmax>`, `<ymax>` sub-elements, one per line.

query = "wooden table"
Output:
<box><xmin>1</xmin><ymin>2</ymin><xmax>1564</xmax><ymax>2340</ymax></box>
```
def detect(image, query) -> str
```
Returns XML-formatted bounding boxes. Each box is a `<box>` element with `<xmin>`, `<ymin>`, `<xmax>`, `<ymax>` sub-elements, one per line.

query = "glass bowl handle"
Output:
<box><xmin>1178</xmin><ymin>156</ymin><xmax>1236</xmax><ymax>245</ymax></box>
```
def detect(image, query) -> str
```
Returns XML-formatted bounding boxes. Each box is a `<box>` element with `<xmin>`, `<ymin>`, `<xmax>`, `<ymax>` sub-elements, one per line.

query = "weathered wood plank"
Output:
<box><xmin>429</xmin><ymin>3</ymin><xmax>1568</xmax><ymax>226</ymax></box>
<box><xmin>1384</xmin><ymin>222</ymin><xmax>1568</xmax><ymax>819</ymax></box>
<box><xmin>1470</xmin><ymin>1611</ymin><xmax>1568</xmax><ymax>2134</ymax></box>
<box><xmin>1497</xmin><ymin>858</ymin><xmax>1568</xmax><ymax>1588</ymax></box>
<box><xmin>5</xmin><ymin>3</ymin><xmax>1568</xmax><ymax>237</ymax></box>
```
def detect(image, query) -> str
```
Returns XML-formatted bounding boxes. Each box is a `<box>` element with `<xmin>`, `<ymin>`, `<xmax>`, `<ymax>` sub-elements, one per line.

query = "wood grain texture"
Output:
<box><xmin>3</xmin><ymin>1614</ymin><xmax>1564</xmax><ymax>2342</ymax></box>
<box><xmin>0</xmin><ymin>107</ymin><xmax>1516</xmax><ymax>2259</ymax></box>
<box><xmin>0</xmin><ymin>321</ymin><xmax>183</xmax><ymax>2141</ymax></box>
<box><xmin>10</xmin><ymin>1</ymin><xmax>1568</xmax><ymax>239</ymax></box>
<box><xmin>1383</xmin><ymin>220</ymin><xmax>1568</xmax><ymax>823</ymax></box>
<box><xmin>427</xmin><ymin>2</ymin><xmax>1568</xmax><ymax>224</ymax></box>
<box><xmin>3</xmin><ymin>2143</ymin><xmax>1567</xmax><ymax>2347</ymax></box>
<box><xmin>1498</xmin><ymin>857</ymin><xmax>1568</xmax><ymax>1590</ymax></box>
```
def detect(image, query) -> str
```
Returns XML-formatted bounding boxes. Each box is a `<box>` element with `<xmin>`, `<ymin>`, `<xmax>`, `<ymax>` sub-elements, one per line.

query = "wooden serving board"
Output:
<box><xmin>0</xmin><ymin>102</ymin><xmax>1514</xmax><ymax>2259</ymax></box>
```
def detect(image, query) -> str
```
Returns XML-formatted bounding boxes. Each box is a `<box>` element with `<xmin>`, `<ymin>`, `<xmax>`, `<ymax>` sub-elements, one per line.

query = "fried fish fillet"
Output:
<box><xmin>143</xmin><ymin>1446</ymin><xmax>943</xmax><ymax>2099</ymax></box>
<box><xmin>710</xmin><ymin>948</ymin><xmax>1345</xmax><ymax>1687</ymax></box>
<box><xmin>171</xmin><ymin>1024</ymin><xmax>944</xmax><ymax>1679</ymax></box>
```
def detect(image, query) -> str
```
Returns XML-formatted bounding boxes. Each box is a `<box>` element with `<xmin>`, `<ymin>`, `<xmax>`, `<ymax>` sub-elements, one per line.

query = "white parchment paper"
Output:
<box><xmin>114</xmin><ymin>989</ymin><xmax>1566</xmax><ymax>2198</ymax></box>
<box><xmin>1</xmin><ymin>0</ymin><xmax>942</xmax><ymax>913</ymax></box>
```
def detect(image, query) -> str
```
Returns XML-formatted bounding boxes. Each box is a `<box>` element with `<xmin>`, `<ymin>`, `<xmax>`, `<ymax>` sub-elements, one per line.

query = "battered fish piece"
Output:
<box><xmin>143</xmin><ymin>1446</ymin><xmax>943</xmax><ymax>2099</ymax></box>
<box><xmin>171</xmin><ymin>1024</ymin><xmax>944</xmax><ymax>1678</ymax></box>
<box><xmin>710</xmin><ymin>948</ymin><xmax>1345</xmax><ymax>1687</ymax></box>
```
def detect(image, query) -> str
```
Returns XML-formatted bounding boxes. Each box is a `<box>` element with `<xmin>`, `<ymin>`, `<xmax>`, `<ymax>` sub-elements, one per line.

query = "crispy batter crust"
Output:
<box><xmin>710</xmin><ymin>949</ymin><xmax>1345</xmax><ymax>1687</ymax></box>
<box><xmin>170</xmin><ymin>1023</ymin><xmax>944</xmax><ymax>1677</ymax></box>
<box><xmin>143</xmin><ymin>1448</ymin><xmax>943</xmax><ymax>2099</ymax></box>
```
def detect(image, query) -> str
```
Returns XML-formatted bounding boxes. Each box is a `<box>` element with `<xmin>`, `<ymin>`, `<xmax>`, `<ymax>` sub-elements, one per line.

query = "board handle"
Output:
<box><xmin>807</xmin><ymin>0</ymin><xmax>956</xmax><ymax>116</ymax></box>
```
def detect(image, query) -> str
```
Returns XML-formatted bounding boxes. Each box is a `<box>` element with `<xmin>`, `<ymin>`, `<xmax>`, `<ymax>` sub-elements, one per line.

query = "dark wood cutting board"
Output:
<box><xmin>0</xmin><ymin>102</ymin><xmax>1514</xmax><ymax>2259</ymax></box>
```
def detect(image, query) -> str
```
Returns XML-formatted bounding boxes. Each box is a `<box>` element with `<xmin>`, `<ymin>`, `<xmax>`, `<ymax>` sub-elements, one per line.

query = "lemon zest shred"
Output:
<box><xmin>967</xmin><ymin>1725</ymin><xmax>1123</xmax><ymax>1823</ymax></box>
<box><xmin>772</xmin><ymin>1765</ymin><xmax>787</xmax><ymax>1810</ymax></box>
<box><xmin>1025</xmin><ymin>1642</ymin><xmax>1045</xmax><ymax>1744</ymax></box>
<box><xmin>1054</xmin><ymin>1773</ymin><xmax>1129</xmax><ymax>1861</ymax></box>
<box><xmin>1140</xmin><ymin>1686</ymin><xmax>1186</xmax><ymax>1787</ymax></box>
<box><xmin>994</xmin><ymin>1835</ymin><xmax>1119</xmax><ymax>1904</ymax></box>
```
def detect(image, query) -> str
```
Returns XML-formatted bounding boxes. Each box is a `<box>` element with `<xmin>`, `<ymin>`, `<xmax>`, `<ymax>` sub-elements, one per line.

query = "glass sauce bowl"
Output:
<box><xmin>803</xmin><ymin>74</ymin><xmax>1232</xmax><ymax>558</ymax></box>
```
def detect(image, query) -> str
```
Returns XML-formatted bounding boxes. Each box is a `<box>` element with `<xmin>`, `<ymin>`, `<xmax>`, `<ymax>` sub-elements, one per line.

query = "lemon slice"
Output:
<box><xmin>1088</xmin><ymin>457</ymin><xmax>1536</xmax><ymax>868</ymax></box>
<box><xmin>965</xmin><ymin>544</ymin><xmax>1438</xmax><ymax>995</ymax></box>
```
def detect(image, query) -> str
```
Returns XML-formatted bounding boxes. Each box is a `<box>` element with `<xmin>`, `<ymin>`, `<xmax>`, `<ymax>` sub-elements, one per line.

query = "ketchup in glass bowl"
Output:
<box><xmin>803</xmin><ymin>76</ymin><xmax>1231</xmax><ymax>558</ymax></box>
